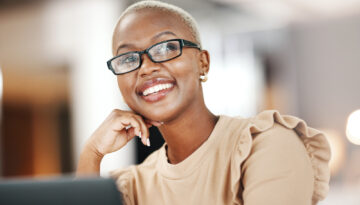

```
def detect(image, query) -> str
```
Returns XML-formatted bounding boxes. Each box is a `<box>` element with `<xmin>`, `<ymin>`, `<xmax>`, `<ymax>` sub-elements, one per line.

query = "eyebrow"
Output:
<box><xmin>116</xmin><ymin>31</ymin><xmax>178</xmax><ymax>55</ymax></box>
<box><xmin>151</xmin><ymin>31</ymin><xmax>177</xmax><ymax>41</ymax></box>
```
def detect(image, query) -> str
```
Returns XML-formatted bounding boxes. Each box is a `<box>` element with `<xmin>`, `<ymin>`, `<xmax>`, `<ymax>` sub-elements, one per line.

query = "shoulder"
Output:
<box><xmin>229</xmin><ymin>110</ymin><xmax>331</xmax><ymax>204</ymax></box>
<box><xmin>241</xmin><ymin>110</ymin><xmax>331</xmax><ymax>160</ymax></box>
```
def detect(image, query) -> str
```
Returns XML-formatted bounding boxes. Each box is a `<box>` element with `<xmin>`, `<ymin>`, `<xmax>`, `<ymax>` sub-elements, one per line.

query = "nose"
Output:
<box><xmin>138</xmin><ymin>53</ymin><xmax>160</xmax><ymax>77</ymax></box>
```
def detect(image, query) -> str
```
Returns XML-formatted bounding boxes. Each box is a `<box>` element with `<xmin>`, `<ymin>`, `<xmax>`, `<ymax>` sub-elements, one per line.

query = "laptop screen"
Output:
<box><xmin>0</xmin><ymin>177</ymin><xmax>123</xmax><ymax>205</ymax></box>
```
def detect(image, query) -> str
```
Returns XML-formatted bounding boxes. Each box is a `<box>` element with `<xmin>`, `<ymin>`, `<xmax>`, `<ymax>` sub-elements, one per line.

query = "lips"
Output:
<box><xmin>137</xmin><ymin>78</ymin><xmax>175</xmax><ymax>102</ymax></box>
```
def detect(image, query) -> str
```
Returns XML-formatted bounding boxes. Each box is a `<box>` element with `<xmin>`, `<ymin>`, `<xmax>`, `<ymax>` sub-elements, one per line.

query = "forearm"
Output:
<box><xmin>76</xmin><ymin>144</ymin><xmax>104</xmax><ymax>176</ymax></box>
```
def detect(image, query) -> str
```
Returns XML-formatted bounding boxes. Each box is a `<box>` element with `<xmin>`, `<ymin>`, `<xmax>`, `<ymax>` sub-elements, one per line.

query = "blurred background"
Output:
<box><xmin>0</xmin><ymin>0</ymin><xmax>360</xmax><ymax>204</ymax></box>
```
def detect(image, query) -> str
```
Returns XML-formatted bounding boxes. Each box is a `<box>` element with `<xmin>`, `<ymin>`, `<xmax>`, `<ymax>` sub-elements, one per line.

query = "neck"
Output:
<box><xmin>158</xmin><ymin>100</ymin><xmax>218</xmax><ymax>164</ymax></box>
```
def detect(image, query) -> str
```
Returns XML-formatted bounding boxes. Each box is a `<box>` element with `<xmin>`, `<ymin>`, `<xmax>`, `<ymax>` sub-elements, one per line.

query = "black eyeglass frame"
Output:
<box><xmin>107</xmin><ymin>39</ymin><xmax>201</xmax><ymax>75</ymax></box>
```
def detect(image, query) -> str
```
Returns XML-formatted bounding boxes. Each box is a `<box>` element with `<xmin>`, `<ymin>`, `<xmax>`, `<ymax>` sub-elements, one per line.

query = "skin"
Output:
<box><xmin>77</xmin><ymin>9</ymin><xmax>218</xmax><ymax>175</ymax></box>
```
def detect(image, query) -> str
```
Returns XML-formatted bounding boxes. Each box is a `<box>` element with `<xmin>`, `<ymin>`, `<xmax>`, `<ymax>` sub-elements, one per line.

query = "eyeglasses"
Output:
<box><xmin>107</xmin><ymin>39</ymin><xmax>201</xmax><ymax>75</ymax></box>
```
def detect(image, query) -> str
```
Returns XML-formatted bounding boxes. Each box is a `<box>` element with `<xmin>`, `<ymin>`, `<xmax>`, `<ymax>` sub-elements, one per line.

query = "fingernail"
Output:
<box><xmin>160</xmin><ymin>122</ymin><xmax>164</xmax><ymax>124</ymax></box>
<box><xmin>138</xmin><ymin>132</ymin><xmax>142</xmax><ymax>139</ymax></box>
<box><xmin>146</xmin><ymin>138</ymin><xmax>151</xmax><ymax>147</ymax></box>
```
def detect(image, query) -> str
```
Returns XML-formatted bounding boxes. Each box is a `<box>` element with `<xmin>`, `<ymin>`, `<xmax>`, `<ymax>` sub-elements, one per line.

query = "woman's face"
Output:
<box><xmin>112</xmin><ymin>10</ymin><xmax>209</xmax><ymax>122</ymax></box>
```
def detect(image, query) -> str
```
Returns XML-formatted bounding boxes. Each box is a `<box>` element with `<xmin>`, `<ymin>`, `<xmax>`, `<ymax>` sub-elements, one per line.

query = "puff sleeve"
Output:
<box><xmin>231</xmin><ymin>110</ymin><xmax>331</xmax><ymax>205</ymax></box>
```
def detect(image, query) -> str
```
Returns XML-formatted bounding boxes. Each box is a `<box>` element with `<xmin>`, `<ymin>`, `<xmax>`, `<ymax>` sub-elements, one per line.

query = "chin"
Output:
<box><xmin>142</xmin><ymin>108</ymin><xmax>174</xmax><ymax>122</ymax></box>
<box><xmin>141</xmin><ymin>102</ymin><xmax>184</xmax><ymax>123</ymax></box>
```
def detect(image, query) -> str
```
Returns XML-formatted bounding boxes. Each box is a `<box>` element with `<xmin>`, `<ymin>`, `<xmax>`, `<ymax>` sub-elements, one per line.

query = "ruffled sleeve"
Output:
<box><xmin>109</xmin><ymin>167</ymin><xmax>136</xmax><ymax>205</ymax></box>
<box><xmin>230</xmin><ymin>110</ymin><xmax>331</xmax><ymax>205</ymax></box>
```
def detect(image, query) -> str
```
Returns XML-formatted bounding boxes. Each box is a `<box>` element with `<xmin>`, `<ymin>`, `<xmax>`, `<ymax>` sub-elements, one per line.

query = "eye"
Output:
<box><xmin>165</xmin><ymin>42</ymin><xmax>179</xmax><ymax>51</ymax></box>
<box><xmin>152</xmin><ymin>41</ymin><xmax>179</xmax><ymax>55</ymax></box>
<box><xmin>121</xmin><ymin>55</ymin><xmax>138</xmax><ymax>64</ymax></box>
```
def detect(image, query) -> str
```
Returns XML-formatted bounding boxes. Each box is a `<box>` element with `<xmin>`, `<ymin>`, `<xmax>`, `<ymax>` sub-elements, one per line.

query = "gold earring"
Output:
<box><xmin>199</xmin><ymin>72</ymin><xmax>208</xmax><ymax>82</ymax></box>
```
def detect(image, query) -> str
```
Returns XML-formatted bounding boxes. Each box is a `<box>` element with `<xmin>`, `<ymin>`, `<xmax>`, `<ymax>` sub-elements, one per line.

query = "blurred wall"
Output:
<box><xmin>292</xmin><ymin>15</ymin><xmax>360</xmax><ymax>185</ymax></box>
<box><xmin>0</xmin><ymin>0</ymin><xmax>136</xmax><ymax>177</ymax></box>
<box><xmin>0</xmin><ymin>2</ymin><xmax>72</xmax><ymax>177</ymax></box>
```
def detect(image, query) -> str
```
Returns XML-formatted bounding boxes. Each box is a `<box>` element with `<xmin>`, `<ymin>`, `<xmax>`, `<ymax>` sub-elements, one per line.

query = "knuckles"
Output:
<box><xmin>108</xmin><ymin>109</ymin><xmax>137</xmax><ymax>124</ymax></box>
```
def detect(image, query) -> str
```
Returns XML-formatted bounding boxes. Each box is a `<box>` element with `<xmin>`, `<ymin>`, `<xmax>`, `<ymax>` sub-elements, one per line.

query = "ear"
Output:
<box><xmin>198</xmin><ymin>50</ymin><xmax>210</xmax><ymax>75</ymax></box>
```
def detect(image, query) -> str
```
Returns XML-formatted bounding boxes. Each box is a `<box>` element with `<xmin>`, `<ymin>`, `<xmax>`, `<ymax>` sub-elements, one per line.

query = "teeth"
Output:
<box><xmin>143</xmin><ymin>83</ymin><xmax>173</xmax><ymax>96</ymax></box>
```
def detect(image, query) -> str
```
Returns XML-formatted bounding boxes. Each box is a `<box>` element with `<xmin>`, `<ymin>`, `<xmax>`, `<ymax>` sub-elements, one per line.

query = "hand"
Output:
<box><xmin>86</xmin><ymin>109</ymin><xmax>157</xmax><ymax>157</ymax></box>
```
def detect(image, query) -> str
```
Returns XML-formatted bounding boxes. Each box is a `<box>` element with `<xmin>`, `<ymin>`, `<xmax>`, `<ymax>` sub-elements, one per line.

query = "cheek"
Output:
<box><xmin>170</xmin><ymin>54</ymin><xmax>199</xmax><ymax>77</ymax></box>
<box><xmin>170</xmin><ymin>57</ymin><xmax>200</xmax><ymax>88</ymax></box>
<box><xmin>117</xmin><ymin>76</ymin><xmax>135</xmax><ymax>102</ymax></box>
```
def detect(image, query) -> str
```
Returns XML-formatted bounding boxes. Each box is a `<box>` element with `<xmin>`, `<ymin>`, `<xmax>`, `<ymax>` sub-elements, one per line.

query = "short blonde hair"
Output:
<box><xmin>112</xmin><ymin>0</ymin><xmax>202</xmax><ymax>53</ymax></box>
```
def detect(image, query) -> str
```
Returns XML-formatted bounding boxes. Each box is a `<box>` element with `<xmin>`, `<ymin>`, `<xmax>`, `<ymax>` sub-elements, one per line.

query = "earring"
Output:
<box><xmin>199</xmin><ymin>72</ymin><xmax>208</xmax><ymax>82</ymax></box>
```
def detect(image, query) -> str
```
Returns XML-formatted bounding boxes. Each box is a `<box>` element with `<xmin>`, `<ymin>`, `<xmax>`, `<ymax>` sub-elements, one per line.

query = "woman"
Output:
<box><xmin>77</xmin><ymin>1</ymin><xmax>331</xmax><ymax>204</ymax></box>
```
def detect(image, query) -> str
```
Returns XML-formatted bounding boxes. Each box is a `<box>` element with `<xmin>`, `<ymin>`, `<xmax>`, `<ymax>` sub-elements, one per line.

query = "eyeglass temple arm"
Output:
<box><xmin>182</xmin><ymin>39</ymin><xmax>202</xmax><ymax>50</ymax></box>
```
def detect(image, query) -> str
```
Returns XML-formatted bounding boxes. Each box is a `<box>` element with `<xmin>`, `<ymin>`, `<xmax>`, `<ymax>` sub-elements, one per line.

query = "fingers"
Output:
<box><xmin>112</xmin><ymin>116</ymin><xmax>141</xmax><ymax>136</ymax></box>
<box><xmin>125</xmin><ymin>127</ymin><xmax>136</xmax><ymax>141</ymax></box>
<box><xmin>144</xmin><ymin>119</ymin><xmax>164</xmax><ymax>127</ymax></box>
<box><xmin>109</xmin><ymin>109</ymin><xmax>166</xmax><ymax>147</ymax></box>
<box><xmin>142</xmin><ymin>119</ymin><xmax>165</xmax><ymax>147</ymax></box>
<box><xmin>88</xmin><ymin>109</ymin><xmax>158</xmax><ymax>157</ymax></box>
<box><xmin>133</xmin><ymin>115</ymin><xmax>151</xmax><ymax>147</ymax></box>
<box><xmin>111</xmin><ymin>111</ymin><xmax>152</xmax><ymax>147</ymax></box>
<box><xmin>113</xmin><ymin>117</ymin><xmax>144</xmax><ymax>145</ymax></box>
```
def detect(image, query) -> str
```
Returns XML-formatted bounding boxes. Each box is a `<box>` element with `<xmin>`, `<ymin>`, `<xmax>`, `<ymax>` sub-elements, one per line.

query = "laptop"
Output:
<box><xmin>0</xmin><ymin>176</ymin><xmax>123</xmax><ymax>205</ymax></box>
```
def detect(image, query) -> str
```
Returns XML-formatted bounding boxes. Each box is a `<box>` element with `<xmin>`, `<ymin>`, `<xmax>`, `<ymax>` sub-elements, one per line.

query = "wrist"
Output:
<box><xmin>84</xmin><ymin>141</ymin><xmax>105</xmax><ymax>160</ymax></box>
<box><xmin>76</xmin><ymin>141</ymin><xmax>104</xmax><ymax>176</ymax></box>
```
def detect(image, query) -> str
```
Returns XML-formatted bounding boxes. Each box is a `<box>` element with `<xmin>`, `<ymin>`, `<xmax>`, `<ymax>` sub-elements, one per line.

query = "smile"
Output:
<box><xmin>142</xmin><ymin>83</ymin><xmax>174</xmax><ymax>96</ymax></box>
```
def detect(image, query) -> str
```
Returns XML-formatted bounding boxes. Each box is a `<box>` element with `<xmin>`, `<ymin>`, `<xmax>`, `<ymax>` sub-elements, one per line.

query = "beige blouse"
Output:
<box><xmin>110</xmin><ymin>110</ymin><xmax>331</xmax><ymax>205</ymax></box>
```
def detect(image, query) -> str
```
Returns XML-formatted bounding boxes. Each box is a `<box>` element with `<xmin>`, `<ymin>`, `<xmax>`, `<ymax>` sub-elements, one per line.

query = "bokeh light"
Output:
<box><xmin>322</xmin><ymin>129</ymin><xmax>346</xmax><ymax>176</ymax></box>
<box><xmin>346</xmin><ymin>109</ymin><xmax>360</xmax><ymax>145</ymax></box>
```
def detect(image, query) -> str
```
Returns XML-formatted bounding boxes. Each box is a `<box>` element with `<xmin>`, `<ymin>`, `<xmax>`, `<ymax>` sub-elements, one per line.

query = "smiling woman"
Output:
<box><xmin>76</xmin><ymin>1</ymin><xmax>331</xmax><ymax>205</ymax></box>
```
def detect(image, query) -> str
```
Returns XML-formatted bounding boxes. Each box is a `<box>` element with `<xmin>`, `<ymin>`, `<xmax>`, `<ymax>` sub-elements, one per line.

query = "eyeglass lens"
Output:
<box><xmin>111</xmin><ymin>40</ymin><xmax>181</xmax><ymax>74</ymax></box>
